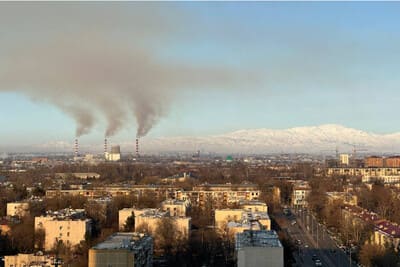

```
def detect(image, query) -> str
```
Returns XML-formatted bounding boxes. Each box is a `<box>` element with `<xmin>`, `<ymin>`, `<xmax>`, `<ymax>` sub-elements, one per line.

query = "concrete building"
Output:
<box><xmin>240</xmin><ymin>200</ymin><xmax>268</xmax><ymax>213</ymax></box>
<box><xmin>88</xmin><ymin>232</ymin><xmax>153</xmax><ymax>267</ymax></box>
<box><xmin>6</xmin><ymin>201</ymin><xmax>29</xmax><ymax>217</ymax></box>
<box><xmin>342</xmin><ymin>205</ymin><xmax>400</xmax><ymax>251</ymax></box>
<box><xmin>362</xmin><ymin>175</ymin><xmax>400</xmax><ymax>184</ymax></box>
<box><xmin>55</xmin><ymin>172</ymin><xmax>101</xmax><ymax>179</ymax></box>
<box><xmin>365</xmin><ymin>156</ymin><xmax>384</xmax><ymax>168</ymax></box>
<box><xmin>339</xmin><ymin>154</ymin><xmax>350</xmax><ymax>166</ymax></box>
<box><xmin>327</xmin><ymin>167</ymin><xmax>400</xmax><ymax>177</ymax></box>
<box><xmin>134</xmin><ymin>209</ymin><xmax>191</xmax><ymax>239</ymax></box>
<box><xmin>235</xmin><ymin>230</ymin><xmax>283</xmax><ymax>267</ymax></box>
<box><xmin>119</xmin><ymin>208</ymin><xmax>147</xmax><ymax>231</ymax></box>
<box><xmin>161</xmin><ymin>199</ymin><xmax>189</xmax><ymax>217</ymax></box>
<box><xmin>4</xmin><ymin>252</ymin><xmax>59</xmax><ymax>267</ymax></box>
<box><xmin>105</xmin><ymin>145</ymin><xmax>121</xmax><ymax>161</ymax></box>
<box><xmin>292</xmin><ymin>183</ymin><xmax>311</xmax><ymax>207</ymax></box>
<box><xmin>177</xmin><ymin>183</ymin><xmax>260</xmax><ymax>208</ymax></box>
<box><xmin>215</xmin><ymin>200</ymin><xmax>271</xmax><ymax>238</ymax></box>
<box><xmin>385</xmin><ymin>156</ymin><xmax>400</xmax><ymax>168</ymax></box>
<box><xmin>326</xmin><ymin>192</ymin><xmax>358</xmax><ymax>206</ymax></box>
<box><xmin>34</xmin><ymin>208</ymin><xmax>91</xmax><ymax>251</ymax></box>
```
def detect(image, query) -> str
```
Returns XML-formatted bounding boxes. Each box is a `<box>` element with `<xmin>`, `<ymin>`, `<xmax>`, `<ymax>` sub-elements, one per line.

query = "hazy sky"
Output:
<box><xmin>1</xmin><ymin>2</ymin><xmax>400</xmax><ymax>146</ymax></box>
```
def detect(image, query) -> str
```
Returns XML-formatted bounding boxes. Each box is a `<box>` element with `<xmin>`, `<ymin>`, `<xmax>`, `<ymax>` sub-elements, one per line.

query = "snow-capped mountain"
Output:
<box><xmin>5</xmin><ymin>124</ymin><xmax>400</xmax><ymax>154</ymax></box>
<box><xmin>141</xmin><ymin>124</ymin><xmax>400</xmax><ymax>154</ymax></box>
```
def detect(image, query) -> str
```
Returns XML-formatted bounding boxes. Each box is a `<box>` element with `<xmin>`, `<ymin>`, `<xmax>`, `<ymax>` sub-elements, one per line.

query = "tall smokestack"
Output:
<box><xmin>136</xmin><ymin>138</ymin><xmax>139</xmax><ymax>158</ymax></box>
<box><xmin>104</xmin><ymin>138</ymin><xmax>108</xmax><ymax>158</ymax></box>
<box><xmin>74</xmin><ymin>138</ymin><xmax>78</xmax><ymax>158</ymax></box>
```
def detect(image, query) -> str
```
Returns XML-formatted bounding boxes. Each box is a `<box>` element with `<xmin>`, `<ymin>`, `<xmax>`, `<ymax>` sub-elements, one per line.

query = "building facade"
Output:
<box><xmin>235</xmin><ymin>230</ymin><xmax>283</xmax><ymax>267</ymax></box>
<box><xmin>34</xmin><ymin>209</ymin><xmax>91</xmax><ymax>251</ymax></box>
<box><xmin>88</xmin><ymin>232</ymin><xmax>153</xmax><ymax>267</ymax></box>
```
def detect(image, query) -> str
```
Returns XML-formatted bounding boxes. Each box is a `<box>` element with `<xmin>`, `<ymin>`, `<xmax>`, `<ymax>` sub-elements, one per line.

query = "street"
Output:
<box><xmin>285</xmin><ymin>208</ymin><xmax>353</xmax><ymax>267</ymax></box>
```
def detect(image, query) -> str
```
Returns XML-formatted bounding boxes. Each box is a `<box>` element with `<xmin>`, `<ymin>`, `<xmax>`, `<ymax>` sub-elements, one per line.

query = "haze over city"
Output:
<box><xmin>1</xmin><ymin>2</ymin><xmax>400</xmax><ymax>153</ymax></box>
<box><xmin>4</xmin><ymin>2</ymin><xmax>400</xmax><ymax>267</ymax></box>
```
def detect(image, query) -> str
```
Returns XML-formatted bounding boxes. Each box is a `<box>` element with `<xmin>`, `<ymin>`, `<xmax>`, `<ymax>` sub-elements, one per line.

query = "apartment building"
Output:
<box><xmin>235</xmin><ymin>230</ymin><xmax>283</xmax><ymax>267</ymax></box>
<box><xmin>342</xmin><ymin>205</ymin><xmax>400</xmax><ymax>250</ymax></box>
<box><xmin>292</xmin><ymin>183</ymin><xmax>311</xmax><ymax>207</ymax></box>
<box><xmin>6</xmin><ymin>202</ymin><xmax>29</xmax><ymax>217</ymax></box>
<box><xmin>88</xmin><ymin>232</ymin><xmax>153</xmax><ymax>267</ymax></box>
<box><xmin>4</xmin><ymin>252</ymin><xmax>59</xmax><ymax>267</ymax></box>
<box><xmin>161</xmin><ymin>199</ymin><xmax>189</xmax><ymax>217</ymax></box>
<box><xmin>134</xmin><ymin>209</ymin><xmax>191</xmax><ymax>239</ymax></box>
<box><xmin>34</xmin><ymin>208</ymin><xmax>92</xmax><ymax>251</ymax></box>
<box><xmin>176</xmin><ymin>183</ymin><xmax>260</xmax><ymax>208</ymax></box>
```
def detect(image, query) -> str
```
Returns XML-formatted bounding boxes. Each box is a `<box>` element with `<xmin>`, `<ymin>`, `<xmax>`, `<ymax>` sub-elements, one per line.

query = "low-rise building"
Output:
<box><xmin>161</xmin><ymin>199</ymin><xmax>189</xmax><ymax>217</ymax></box>
<box><xmin>88</xmin><ymin>232</ymin><xmax>153</xmax><ymax>267</ymax></box>
<box><xmin>326</xmin><ymin>192</ymin><xmax>358</xmax><ymax>206</ymax></box>
<box><xmin>6</xmin><ymin>201</ymin><xmax>29</xmax><ymax>217</ymax></box>
<box><xmin>362</xmin><ymin>175</ymin><xmax>400</xmax><ymax>184</ymax></box>
<box><xmin>235</xmin><ymin>230</ymin><xmax>283</xmax><ymax>267</ymax></box>
<box><xmin>4</xmin><ymin>252</ymin><xmax>59</xmax><ymax>267</ymax></box>
<box><xmin>177</xmin><ymin>183</ymin><xmax>260</xmax><ymax>208</ymax></box>
<box><xmin>35</xmin><ymin>208</ymin><xmax>91</xmax><ymax>251</ymax></box>
<box><xmin>292</xmin><ymin>182</ymin><xmax>311</xmax><ymax>207</ymax></box>
<box><xmin>134</xmin><ymin>209</ymin><xmax>191</xmax><ymax>239</ymax></box>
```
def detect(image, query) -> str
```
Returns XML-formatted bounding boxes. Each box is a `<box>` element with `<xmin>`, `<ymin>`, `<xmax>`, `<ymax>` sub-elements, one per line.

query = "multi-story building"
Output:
<box><xmin>176</xmin><ymin>183</ymin><xmax>260</xmax><ymax>208</ymax></box>
<box><xmin>6</xmin><ymin>201</ymin><xmax>29</xmax><ymax>217</ymax></box>
<box><xmin>327</xmin><ymin>167</ymin><xmax>400</xmax><ymax>177</ymax></box>
<box><xmin>362</xmin><ymin>175</ymin><xmax>400</xmax><ymax>184</ymax></box>
<box><xmin>326</xmin><ymin>192</ymin><xmax>358</xmax><ymax>206</ymax></box>
<box><xmin>88</xmin><ymin>232</ymin><xmax>153</xmax><ymax>267</ymax></box>
<box><xmin>215</xmin><ymin>200</ymin><xmax>271</xmax><ymax>238</ymax></box>
<box><xmin>292</xmin><ymin>183</ymin><xmax>311</xmax><ymax>207</ymax></box>
<box><xmin>4</xmin><ymin>252</ymin><xmax>59</xmax><ymax>267</ymax></box>
<box><xmin>365</xmin><ymin>156</ymin><xmax>384</xmax><ymax>168</ymax></box>
<box><xmin>235</xmin><ymin>230</ymin><xmax>283</xmax><ymax>267</ymax></box>
<box><xmin>161</xmin><ymin>199</ymin><xmax>189</xmax><ymax>217</ymax></box>
<box><xmin>134</xmin><ymin>209</ymin><xmax>191</xmax><ymax>239</ymax></box>
<box><xmin>240</xmin><ymin>200</ymin><xmax>268</xmax><ymax>213</ymax></box>
<box><xmin>46</xmin><ymin>185</ymin><xmax>180</xmax><ymax>199</ymax></box>
<box><xmin>342</xmin><ymin>205</ymin><xmax>400</xmax><ymax>250</ymax></box>
<box><xmin>385</xmin><ymin>156</ymin><xmax>400</xmax><ymax>168</ymax></box>
<box><xmin>339</xmin><ymin>154</ymin><xmax>350</xmax><ymax>166</ymax></box>
<box><xmin>34</xmin><ymin>208</ymin><xmax>92</xmax><ymax>251</ymax></box>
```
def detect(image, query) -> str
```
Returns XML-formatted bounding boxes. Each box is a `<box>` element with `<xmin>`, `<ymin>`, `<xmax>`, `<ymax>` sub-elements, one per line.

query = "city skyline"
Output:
<box><xmin>1</xmin><ymin>2</ymin><xmax>400</xmax><ymax>147</ymax></box>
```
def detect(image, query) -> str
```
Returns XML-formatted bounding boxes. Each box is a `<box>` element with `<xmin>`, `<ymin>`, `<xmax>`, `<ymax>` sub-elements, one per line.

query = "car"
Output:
<box><xmin>291</xmin><ymin>220</ymin><xmax>297</xmax><ymax>225</ymax></box>
<box><xmin>304</xmin><ymin>244</ymin><xmax>309</xmax><ymax>248</ymax></box>
<box><xmin>312</xmin><ymin>254</ymin><xmax>318</xmax><ymax>261</ymax></box>
<box><xmin>315</xmin><ymin>259</ymin><xmax>322</xmax><ymax>266</ymax></box>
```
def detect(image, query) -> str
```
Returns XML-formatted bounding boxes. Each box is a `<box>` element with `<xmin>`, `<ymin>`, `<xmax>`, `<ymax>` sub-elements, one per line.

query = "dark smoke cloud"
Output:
<box><xmin>0</xmin><ymin>3</ymin><xmax>256</xmax><ymax>138</ymax></box>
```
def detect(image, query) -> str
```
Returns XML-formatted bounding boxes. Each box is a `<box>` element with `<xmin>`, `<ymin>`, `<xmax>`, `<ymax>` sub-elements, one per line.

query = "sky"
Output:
<box><xmin>1</xmin><ymin>2</ymin><xmax>400</xmax><ymax>147</ymax></box>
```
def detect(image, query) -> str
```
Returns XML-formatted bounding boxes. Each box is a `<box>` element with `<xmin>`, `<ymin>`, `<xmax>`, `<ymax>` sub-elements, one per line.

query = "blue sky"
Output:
<box><xmin>1</xmin><ymin>2</ymin><xmax>400</xmax><ymax>146</ymax></box>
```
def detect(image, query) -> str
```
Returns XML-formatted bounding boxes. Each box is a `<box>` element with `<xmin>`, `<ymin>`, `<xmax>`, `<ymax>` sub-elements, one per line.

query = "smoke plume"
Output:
<box><xmin>0</xmin><ymin>3</ymin><xmax>255</xmax><ymax>138</ymax></box>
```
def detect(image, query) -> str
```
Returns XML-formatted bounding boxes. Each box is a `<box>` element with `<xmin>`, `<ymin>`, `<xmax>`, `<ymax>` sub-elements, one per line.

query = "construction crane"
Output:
<box><xmin>344</xmin><ymin>143</ymin><xmax>368</xmax><ymax>167</ymax></box>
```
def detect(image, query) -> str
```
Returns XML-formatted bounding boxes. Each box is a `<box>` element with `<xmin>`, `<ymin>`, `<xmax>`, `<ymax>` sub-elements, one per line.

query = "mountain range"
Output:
<box><xmin>4</xmin><ymin>124</ymin><xmax>400</xmax><ymax>154</ymax></box>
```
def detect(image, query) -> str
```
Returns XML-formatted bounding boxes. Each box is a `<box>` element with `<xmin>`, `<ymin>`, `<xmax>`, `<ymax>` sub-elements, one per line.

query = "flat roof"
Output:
<box><xmin>92</xmin><ymin>232</ymin><xmax>152</xmax><ymax>250</ymax></box>
<box><xmin>235</xmin><ymin>230</ymin><xmax>282</xmax><ymax>249</ymax></box>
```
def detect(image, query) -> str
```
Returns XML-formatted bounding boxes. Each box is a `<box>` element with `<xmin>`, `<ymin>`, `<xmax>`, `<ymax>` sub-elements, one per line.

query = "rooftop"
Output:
<box><xmin>92</xmin><ymin>232</ymin><xmax>152</xmax><ymax>251</ymax></box>
<box><xmin>235</xmin><ymin>230</ymin><xmax>282</xmax><ymax>249</ymax></box>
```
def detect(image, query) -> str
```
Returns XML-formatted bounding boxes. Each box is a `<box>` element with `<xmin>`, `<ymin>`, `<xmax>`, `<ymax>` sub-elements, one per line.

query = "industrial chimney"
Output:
<box><xmin>74</xmin><ymin>139</ymin><xmax>78</xmax><ymax>158</ymax></box>
<box><xmin>104</xmin><ymin>138</ymin><xmax>108</xmax><ymax>159</ymax></box>
<box><xmin>136</xmin><ymin>138</ymin><xmax>139</xmax><ymax>158</ymax></box>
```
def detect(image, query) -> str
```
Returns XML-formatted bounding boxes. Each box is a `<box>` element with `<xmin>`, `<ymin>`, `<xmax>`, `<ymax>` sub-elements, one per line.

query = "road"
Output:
<box><xmin>286</xmin><ymin>208</ymin><xmax>353</xmax><ymax>267</ymax></box>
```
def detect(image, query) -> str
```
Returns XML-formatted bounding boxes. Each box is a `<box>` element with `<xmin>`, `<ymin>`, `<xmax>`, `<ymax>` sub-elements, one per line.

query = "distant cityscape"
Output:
<box><xmin>1</xmin><ymin>150</ymin><xmax>400</xmax><ymax>266</ymax></box>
